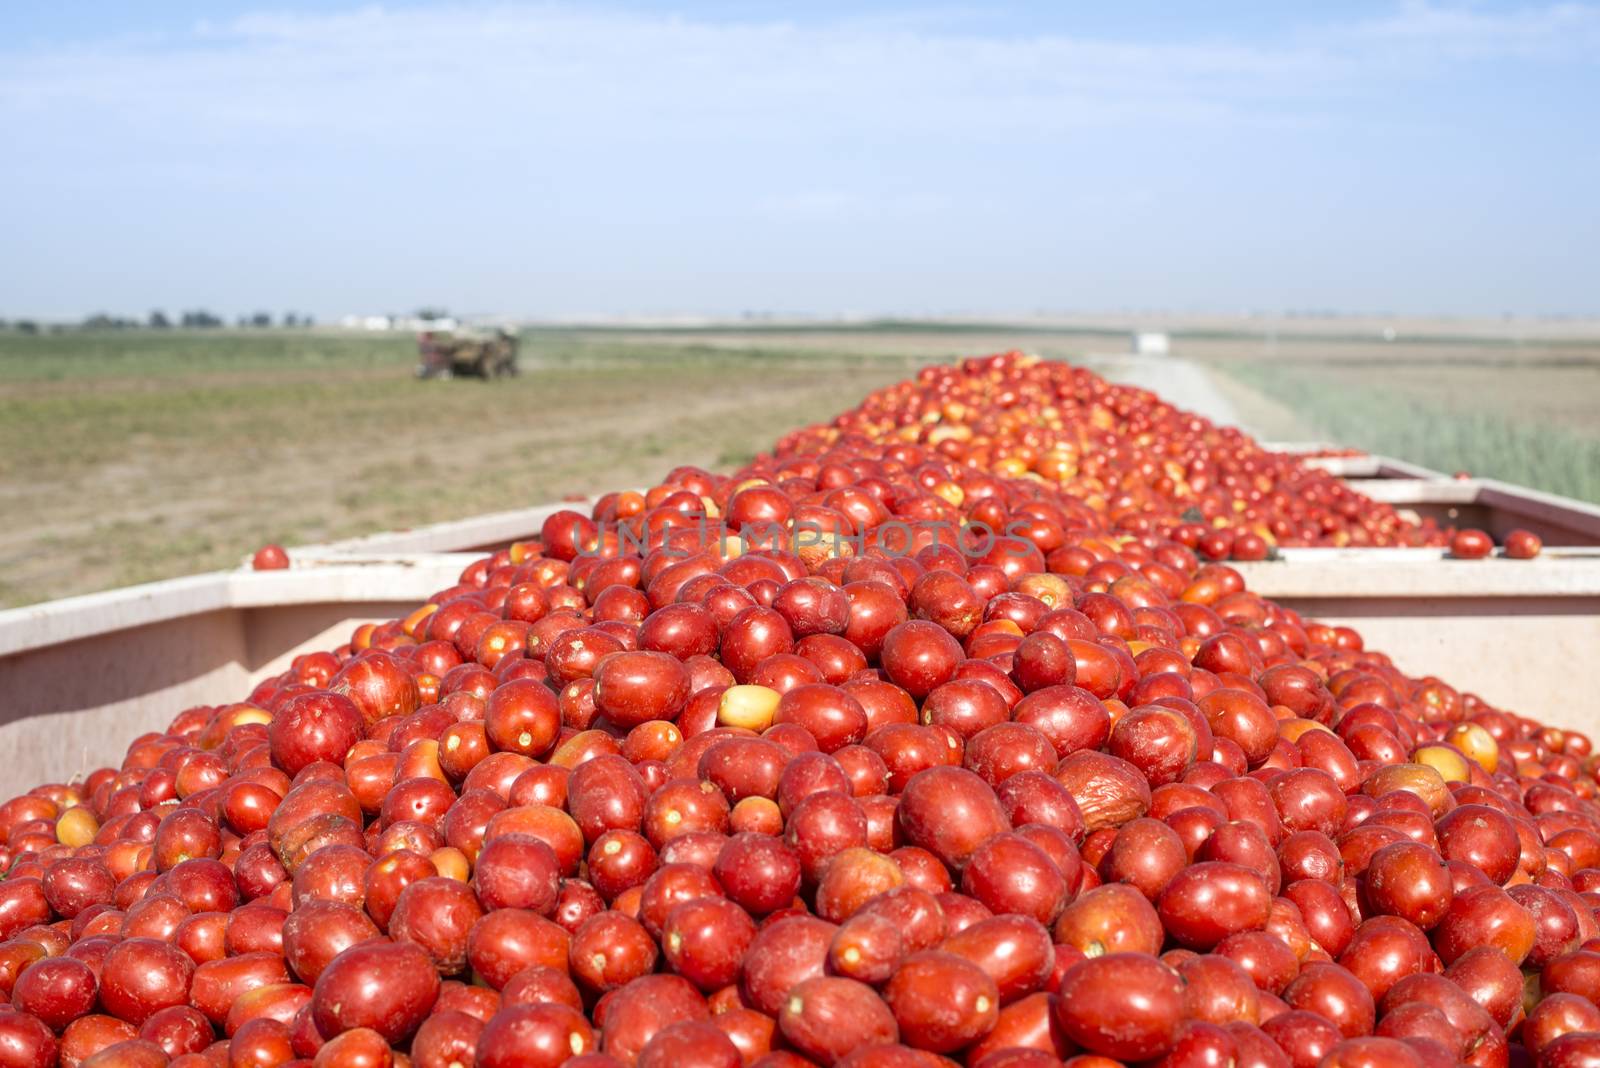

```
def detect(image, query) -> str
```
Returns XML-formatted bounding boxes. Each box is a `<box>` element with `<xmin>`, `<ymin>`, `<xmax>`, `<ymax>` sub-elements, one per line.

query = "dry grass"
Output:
<box><xmin>0</xmin><ymin>331</ymin><xmax>925</xmax><ymax>607</ymax></box>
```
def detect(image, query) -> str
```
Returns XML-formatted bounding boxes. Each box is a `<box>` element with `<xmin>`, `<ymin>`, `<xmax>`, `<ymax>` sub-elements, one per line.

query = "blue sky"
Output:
<box><xmin>3</xmin><ymin>2</ymin><xmax>1597</xmax><ymax>320</ymax></box>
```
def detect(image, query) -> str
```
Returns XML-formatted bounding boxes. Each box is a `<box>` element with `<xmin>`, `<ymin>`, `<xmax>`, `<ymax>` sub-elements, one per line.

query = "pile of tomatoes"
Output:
<box><xmin>777</xmin><ymin>352</ymin><xmax>1451</xmax><ymax>555</ymax></box>
<box><xmin>0</xmin><ymin>353</ymin><xmax>1591</xmax><ymax>1068</ymax></box>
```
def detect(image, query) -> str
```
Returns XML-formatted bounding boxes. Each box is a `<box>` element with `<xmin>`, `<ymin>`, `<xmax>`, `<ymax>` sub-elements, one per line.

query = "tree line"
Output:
<box><xmin>0</xmin><ymin>311</ymin><xmax>316</xmax><ymax>333</ymax></box>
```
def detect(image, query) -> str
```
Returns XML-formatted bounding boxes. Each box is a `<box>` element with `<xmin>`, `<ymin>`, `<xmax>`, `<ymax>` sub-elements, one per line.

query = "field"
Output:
<box><xmin>0</xmin><ymin>331</ymin><xmax>929</xmax><ymax>608</ymax></box>
<box><xmin>1191</xmin><ymin>328</ymin><xmax>1600</xmax><ymax>504</ymax></box>
<box><xmin>4</xmin><ymin>318</ymin><xmax>1599</xmax><ymax>609</ymax></box>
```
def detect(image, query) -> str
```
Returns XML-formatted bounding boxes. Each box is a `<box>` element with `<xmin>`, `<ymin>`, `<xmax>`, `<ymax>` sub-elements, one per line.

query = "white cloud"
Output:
<box><xmin>12</xmin><ymin>2</ymin><xmax>1587</xmax><ymax>141</ymax></box>
<box><xmin>3</xmin><ymin>2</ymin><xmax>1589</xmax><ymax>178</ymax></box>
<box><xmin>1346</xmin><ymin>0</ymin><xmax>1600</xmax><ymax>59</ymax></box>
<box><xmin>5</xmin><ymin>2</ymin><xmax>1592</xmax><ymax>164</ymax></box>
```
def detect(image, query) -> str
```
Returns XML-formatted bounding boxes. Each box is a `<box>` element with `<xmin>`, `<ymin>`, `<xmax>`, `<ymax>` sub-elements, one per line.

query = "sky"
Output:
<box><xmin>3</xmin><ymin>1</ymin><xmax>1598</xmax><ymax>321</ymax></box>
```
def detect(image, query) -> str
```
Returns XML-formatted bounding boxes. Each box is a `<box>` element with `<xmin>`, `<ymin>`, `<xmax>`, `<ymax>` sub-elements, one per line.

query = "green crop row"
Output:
<box><xmin>1222</xmin><ymin>362</ymin><xmax>1600</xmax><ymax>505</ymax></box>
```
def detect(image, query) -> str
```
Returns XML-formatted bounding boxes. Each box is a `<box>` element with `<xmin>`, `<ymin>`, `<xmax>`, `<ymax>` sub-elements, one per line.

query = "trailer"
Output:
<box><xmin>6</xmin><ymin>465</ymin><xmax>1600</xmax><ymax>798</ymax></box>
<box><xmin>415</xmin><ymin>329</ymin><xmax>520</xmax><ymax>380</ymax></box>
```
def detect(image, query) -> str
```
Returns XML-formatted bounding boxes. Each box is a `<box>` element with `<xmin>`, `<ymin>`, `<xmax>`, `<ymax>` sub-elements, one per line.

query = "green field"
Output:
<box><xmin>0</xmin><ymin>331</ymin><xmax>413</xmax><ymax>381</ymax></box>
<box><xmin>1210</xmin><ymin>359</ymin><xmax>1600</xmax><ymax>503</ymax></box>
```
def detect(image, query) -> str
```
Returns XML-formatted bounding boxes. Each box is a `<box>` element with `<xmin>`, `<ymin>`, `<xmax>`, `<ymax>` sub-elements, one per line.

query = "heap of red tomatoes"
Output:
<box><xmin>777</xmin><ymin>352</ymin><xmax>1451</xmax><ymax>555</ymax></box>
<box><xmin>0</xmin><ymin>354</ymin><xmax>1590</xmax><ymax>1068</ymax></box>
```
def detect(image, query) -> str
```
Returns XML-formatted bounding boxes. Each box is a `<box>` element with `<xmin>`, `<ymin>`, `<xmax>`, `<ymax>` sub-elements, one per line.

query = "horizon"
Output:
<box><xmin>5</xmin><ymin>1</ymin><xmax>1599</xmax><ymax>320</ymax></box>
<box><xmin>12</xmin><ymin>308</ymin><xmax>1600</xmax><ymax>328</ymax></box>
<box><xmin>13</xmin><ymin>311</ymin><xmax>1600</xmax><ymax>354</ymax></box>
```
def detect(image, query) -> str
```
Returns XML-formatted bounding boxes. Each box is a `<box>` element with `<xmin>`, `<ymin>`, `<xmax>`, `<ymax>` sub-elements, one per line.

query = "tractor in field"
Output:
<box><xmin>416</xmin><ymin>328</ymin><xmax>519</xmax><ymax>380</ymax></box>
